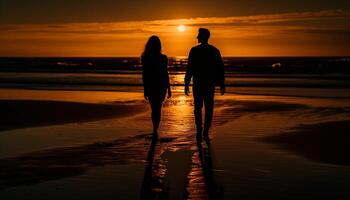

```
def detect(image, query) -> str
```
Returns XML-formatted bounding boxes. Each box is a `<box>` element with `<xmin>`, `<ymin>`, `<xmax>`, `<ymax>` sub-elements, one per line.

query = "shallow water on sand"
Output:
<box><xmin>1</xmin><ymin>89</ymin><xmax>350</xmax><ymax>199</ymax></box>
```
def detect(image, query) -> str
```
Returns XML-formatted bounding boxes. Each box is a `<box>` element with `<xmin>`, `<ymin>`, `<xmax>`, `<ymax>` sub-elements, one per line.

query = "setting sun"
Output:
<box><xmin>177</xmin><ymin>25</ymin><xmax>186</xmax><ymax>32</ymax></box>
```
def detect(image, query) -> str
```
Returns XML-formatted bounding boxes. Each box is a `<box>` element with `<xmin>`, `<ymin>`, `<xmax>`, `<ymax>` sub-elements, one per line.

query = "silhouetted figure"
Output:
<box><xmin>140</xmin><ymin>136</ymin><xmax>169</xmax><ymax>199</ymax></box>
<box><xmin>142</xmin><ymin>36</ymin><xmax>171</xmax><ymax>136</ymax></box>
<box><xmin>185</xmin><ymin>28</ymin><xmax>225</xmax><ymax>139</ymax></box>
<box><xmin>195</xmin><ymin>139</ymin><xmax>224</xmax><ymax>199</ymax></box>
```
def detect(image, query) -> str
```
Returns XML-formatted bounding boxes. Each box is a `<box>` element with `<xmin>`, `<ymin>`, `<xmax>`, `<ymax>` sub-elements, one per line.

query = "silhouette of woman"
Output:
<box><xmin>141</xmin><ymin>36</ymin><xmax>171</xmax><ymax>136</ymax></box>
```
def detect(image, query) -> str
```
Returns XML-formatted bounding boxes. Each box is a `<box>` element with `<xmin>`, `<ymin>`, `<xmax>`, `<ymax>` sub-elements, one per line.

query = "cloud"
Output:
<box><xmin>2</xmin><ymin>10</ymin><xmax>349</xmax><ymax>34</ymax></box>
<box><xmin>190</xmin><ymin>10</ymin><xmax>350</xmax><ymax>25</ymax></box>
<box><xmin>0</xmin><ymin>10</ymin><xmax>349</xmax><ymax>56</ymax></box>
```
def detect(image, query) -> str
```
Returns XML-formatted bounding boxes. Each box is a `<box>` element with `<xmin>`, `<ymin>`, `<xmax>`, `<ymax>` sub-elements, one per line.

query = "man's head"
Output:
<box><xmin>197</xmin><ymin>28</ymin><xmax>210</xmax><ymax>44</ymax></box>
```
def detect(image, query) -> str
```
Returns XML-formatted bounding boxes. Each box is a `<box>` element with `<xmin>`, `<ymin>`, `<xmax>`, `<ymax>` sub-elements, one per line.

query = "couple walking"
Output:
<box><xmin>142</xmin><ymin>28</ymin><xmax>225</xmax><ymax>140</ymax></box>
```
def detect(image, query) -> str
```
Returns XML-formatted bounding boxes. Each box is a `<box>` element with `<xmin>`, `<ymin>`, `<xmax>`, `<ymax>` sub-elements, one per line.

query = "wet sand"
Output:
<box><xmin>0</xmin><ymin>100</ymin><xmax>146</xmax><ymax>132</ymax></box>
<box><xmin>262</xmin><ymin>120</ymin><xmax>350</xmax><ymax>166</ymax></box>
<box><xmin>0</xmin><ymin>134</ymin><xmax>151</xmax><ymax>190</ymax></box>
<box><xmin>1</xmin><ymin>89</ymin><xmax>350</xmax><ymax>199</ymax></box>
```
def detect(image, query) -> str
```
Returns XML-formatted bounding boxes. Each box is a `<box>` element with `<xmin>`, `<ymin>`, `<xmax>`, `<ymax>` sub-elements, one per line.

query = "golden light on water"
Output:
<box><xmin>177</xmin><ymin>25</ymin><xmax>186</xmax><ymax>32</ymax></box>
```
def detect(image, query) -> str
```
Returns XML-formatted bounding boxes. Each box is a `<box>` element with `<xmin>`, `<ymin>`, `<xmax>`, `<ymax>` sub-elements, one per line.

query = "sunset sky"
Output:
<box><xmin>1</xmin><ymin>0</ymin><xmax>350</xmax><ymax>56</ymax></box>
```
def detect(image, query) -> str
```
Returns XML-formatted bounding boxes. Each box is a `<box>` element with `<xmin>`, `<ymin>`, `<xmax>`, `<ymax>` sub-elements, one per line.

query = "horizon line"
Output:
<box><xmin>1</xmin><ymin>55</ymin><xmax>350</xmax><ymax>58</ymax></box>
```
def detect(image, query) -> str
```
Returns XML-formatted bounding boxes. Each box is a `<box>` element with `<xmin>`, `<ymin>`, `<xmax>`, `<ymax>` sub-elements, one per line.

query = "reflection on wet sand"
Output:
<box><xmin>186</xmin><ymin>139</ymin><xmax>223</xmax><ymax>200</ymax></box>
<box><xmin>140</xmin><ymin>96</ymin><xmax>224</xmax><ymax>199</ymax></box>
<box><xmin>1</xmin><ymin>93</ymin><xmax>350</xmax><ymax>199</ymax></box>
<box><xmin>139</xmin><ymin>137</ymin><xmax>223</xmax><ymax>200</ymax></box>
<box><xmin>140</xmin><ymin>137</ymin><xmax>168</xmax><ymax>199</ymax></box>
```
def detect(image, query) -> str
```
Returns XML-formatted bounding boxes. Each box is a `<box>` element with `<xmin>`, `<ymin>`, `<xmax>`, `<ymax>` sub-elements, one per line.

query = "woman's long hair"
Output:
<box><xmin>142</xmin><ymin>35</ymin><xmax>162</xmax><ymax>57</ymax></box>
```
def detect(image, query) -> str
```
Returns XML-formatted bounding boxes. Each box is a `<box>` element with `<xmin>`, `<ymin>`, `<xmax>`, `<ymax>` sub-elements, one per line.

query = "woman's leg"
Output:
<box><xmin>149</xmin><ymin>99</ymin><xmax>162</xmax><ymax>135</ymax></box>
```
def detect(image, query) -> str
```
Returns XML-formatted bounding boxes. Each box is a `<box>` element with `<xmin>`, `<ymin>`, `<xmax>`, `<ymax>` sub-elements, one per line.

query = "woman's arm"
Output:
<box><xmin>164</xmin><ymin>55</ymin><xmax>171</xmax><ymax>98</ymax></box>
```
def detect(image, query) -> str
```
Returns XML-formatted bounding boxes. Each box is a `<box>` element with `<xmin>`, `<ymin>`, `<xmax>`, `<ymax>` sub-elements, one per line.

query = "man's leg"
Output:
<box><xmin>193</xmin><ymin>86</ymin><xmax>204</xmax><ymax>137</ymax></box>
<box><xmin>203</xmin><ymin>87</ymin><xmax>215</xmax><ymax>137</ymax></box>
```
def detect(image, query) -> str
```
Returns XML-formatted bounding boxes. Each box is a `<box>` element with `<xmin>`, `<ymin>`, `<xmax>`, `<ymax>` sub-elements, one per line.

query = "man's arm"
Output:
<box><xmin>216</xmin><ymin>49</ymin><xmax>225</xmax><ymax>95</ymax></box>
<box><xmin>184</xmin><ymin>49</ymin><xmax>194</xmax><ymax>95</ymax></box>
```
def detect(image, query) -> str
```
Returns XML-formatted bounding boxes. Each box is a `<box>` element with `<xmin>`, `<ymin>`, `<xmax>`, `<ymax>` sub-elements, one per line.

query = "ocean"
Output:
<box><xmin>0</xmin><ymin>57</ymin><xmax>349</xmax><ymax>98</ymax></box>
<box><xmin>1</xmin><ymin>57</ymin><xmax>350</xmax><ymax>74</ymax></box>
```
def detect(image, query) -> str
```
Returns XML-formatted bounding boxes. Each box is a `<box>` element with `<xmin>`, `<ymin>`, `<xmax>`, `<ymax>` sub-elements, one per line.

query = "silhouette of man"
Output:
<box><xmin>185</xmin><ymin>28</ymin><xmax>225</xmax><ymax>140</ymax></box>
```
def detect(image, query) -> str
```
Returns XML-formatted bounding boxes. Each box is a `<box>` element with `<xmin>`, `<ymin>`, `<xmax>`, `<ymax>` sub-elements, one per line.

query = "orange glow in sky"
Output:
<box><xmin>0</xmin><ymin>10</ymin><xmax>350</xmax><ymax>57</ymax></box>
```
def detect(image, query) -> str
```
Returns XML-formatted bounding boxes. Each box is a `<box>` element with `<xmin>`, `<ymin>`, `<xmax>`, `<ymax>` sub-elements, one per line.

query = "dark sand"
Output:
<box><xmin>0</xmin><ymin>133</ymin><xmax>152</xmax><ymax>190</ymax></box>
<box><xmin>0</xmin><ymin>100</ymin><xmax>146</xmax><ymax>132</ymax></box>
<box><xmin>262</xmin><ymin>120</ymin><xmax>350</xmax><ymax>166</ymax></box>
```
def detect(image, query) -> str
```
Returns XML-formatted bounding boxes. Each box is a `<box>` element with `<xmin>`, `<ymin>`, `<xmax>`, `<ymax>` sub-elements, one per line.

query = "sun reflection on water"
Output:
<box><xmin>162</xmin><ymin>94</ymin><xmax>194</xmax><ymax>136</ymax></box>
<box><xmin>139</xmin><ymin>94</ymin><xmax>223</xmax><ymax>199</ymax></box>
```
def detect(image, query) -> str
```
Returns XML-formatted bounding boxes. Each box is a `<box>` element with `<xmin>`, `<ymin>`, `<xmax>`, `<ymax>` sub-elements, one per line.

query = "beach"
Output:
<box><xmin>1</xmin><ymin>0</ymin><xmax>350</xmax><ymax>198</ymax></box>
<box><xmin>1</xmin><ymin>87</ymin><xmax>350</xmax><ymax>199</ymax></box>
<box><xmin>0</xmin><ymin>0</ymin><xmax>350</xmax><ymax>197</ymax></box>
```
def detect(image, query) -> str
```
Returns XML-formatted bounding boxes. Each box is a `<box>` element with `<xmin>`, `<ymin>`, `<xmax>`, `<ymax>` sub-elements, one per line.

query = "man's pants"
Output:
<box><xmin>193</xmin><ymin>85</ymin><xmax>215</xmax><ymax>133</ymax></box>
